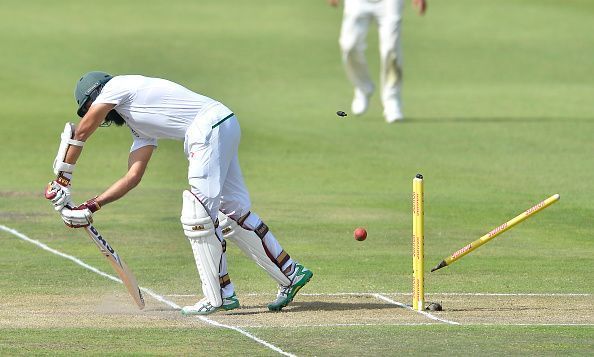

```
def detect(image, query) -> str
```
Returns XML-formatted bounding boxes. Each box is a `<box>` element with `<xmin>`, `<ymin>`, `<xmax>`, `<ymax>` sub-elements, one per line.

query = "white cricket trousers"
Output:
<box><xmin>185</xmin><ymin>104</ymin><xmax>250</xmax><ymax>297</ymax></box>
<box><xmin>339</xmin><ymin>0</ymin><xmax>404</xmax><ymax>117</ymax></box>
<box><xmin>184</xmin><ymin>104</ymin><xmax>294</xmax><ymax>298</ymax></box>
<box><xmin>185</xmin><ymin>103</ymin><xmax>251</xmax><ymax>222</ymax></box>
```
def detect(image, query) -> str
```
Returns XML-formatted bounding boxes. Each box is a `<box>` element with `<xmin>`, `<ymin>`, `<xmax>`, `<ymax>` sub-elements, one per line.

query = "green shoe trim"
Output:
<box><xmin>268</xmin><ymin>265</ymin><xmax>313</xmax><ymax>311</ymax></box>
<box><xmin>222</xmin><ymin>294</ymin><xmax>240</xmax><ymax>310</ymax></box>
<box><xmin>181</xmin><ymin>294</ymin><xmax>240</xmax><ymax>316</ymax></box>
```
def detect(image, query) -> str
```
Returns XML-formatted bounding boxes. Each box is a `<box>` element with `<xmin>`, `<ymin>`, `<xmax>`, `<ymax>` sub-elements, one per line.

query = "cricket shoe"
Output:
<box><xmin>385</xmin><ymin>109</ymin><xmax>404</xmax><ymax>123</ymax></box>
<box><xmin>268</xmin><ymin>264</ymin><xmax>313</xmax><ymax>312</ymax></box>
<box><xmin>181</xmin><ymin>293</ymin><xmax>240</xmax><ymax>316</ymax></box>
<box><xmin>384</xmin><ymin>93</ymin><xmax>404</xmax><ymax>123</ymax></box>
<box><xmin>351</xmin><ymin>88</ymin><xmax>372</xmax><ymax>115</ymax></box>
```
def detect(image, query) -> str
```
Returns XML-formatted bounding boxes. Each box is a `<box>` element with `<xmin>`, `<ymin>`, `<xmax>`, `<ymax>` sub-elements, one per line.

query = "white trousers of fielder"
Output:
<box><xmin>339</xmin><ymin>0</ymin><xmax>404</xmax><ymax>119</ymax></box>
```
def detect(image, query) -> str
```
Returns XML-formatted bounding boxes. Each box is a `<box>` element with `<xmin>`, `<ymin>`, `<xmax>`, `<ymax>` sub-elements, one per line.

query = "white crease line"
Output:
<box><xmin>235</xmin><ymin>292</ymin><xmax>592</xmax><ymax>298</ymax></box>
<box><xmin>233</xmin><ymin>323</ymin><xmax>442</xmax><ymax>328</ymax></box>
<box><xmin>424</xmin><ymin>292</ymin><xmax>592</xmax><ymax>297</ymax></box>
<box><xmin>298</xmin><ymin>292</ymin><xmax>593</xmax><ymax>297</ymax></box>
<box><xmin>0</xmin><ymin>224</ymin><xmax>295</xmax><ymax>357</ymax></box>
<box><xmin>479</xmin><ymin>323</ymin><xmax>594</xmax><ymax>326</ymax></box>
<box><xmin>372</xmin><ymin>294</ymin><xmax>461</xmax><ymax>325</ymax></box>
<box><xmin>165</xmin><ymin>292</ymin><xmax>592</xmax><ymax>297</ymax></box>
<box><xmin>235</xmin><ymin>322</ymin><xmax>594</xmax><ymax>328</ymax></box>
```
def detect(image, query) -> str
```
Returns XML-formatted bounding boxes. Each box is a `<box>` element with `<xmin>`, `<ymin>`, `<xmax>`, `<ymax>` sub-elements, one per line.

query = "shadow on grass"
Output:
<box><xmin>225</xmin><ymin>301</ymin><xmax>405</xmax><ymax>316</ymax></box>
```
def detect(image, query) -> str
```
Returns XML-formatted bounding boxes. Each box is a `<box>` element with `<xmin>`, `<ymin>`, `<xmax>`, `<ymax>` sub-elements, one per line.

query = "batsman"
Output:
<box><xmin>45</xmin><ymin>71</ymin><xmax>313</xmax><ymax>314</ymax></box>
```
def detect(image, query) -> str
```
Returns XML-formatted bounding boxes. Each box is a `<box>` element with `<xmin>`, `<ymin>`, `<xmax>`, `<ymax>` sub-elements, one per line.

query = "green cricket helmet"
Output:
<box><xmin>74</xmin><ymin>71</ymin><xmax>113</xmax><ymax>117</ymax></box>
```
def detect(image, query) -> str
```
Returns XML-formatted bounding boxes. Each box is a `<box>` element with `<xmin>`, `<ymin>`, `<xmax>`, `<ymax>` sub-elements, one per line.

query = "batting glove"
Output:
<box><xmin>45</xmin><ymin>180</ymin><xmax>74</xmax><ymax>211</ymax></box>
<box><xmin>60</xmin><ymin>197</ymin><xmax>101</xmax><ymax>228</ymax></box>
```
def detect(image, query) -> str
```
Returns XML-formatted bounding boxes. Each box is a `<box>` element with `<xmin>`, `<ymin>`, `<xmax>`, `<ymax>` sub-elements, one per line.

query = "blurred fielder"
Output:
<box><xmin>329</xmin><ymin>0</ymin><xmax>427</xmax><ymax>122</ymax></box>
<box><xmin>45</xmin><ymin>72</ymin><xmax>313</xmax><ymax>314</ymax></box>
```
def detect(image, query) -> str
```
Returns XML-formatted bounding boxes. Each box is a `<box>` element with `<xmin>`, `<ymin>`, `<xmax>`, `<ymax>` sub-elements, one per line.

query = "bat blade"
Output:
<box><xmin>84</xmin><ymin>224</ymin><xmax>145</xmax><ymax>309</ymax></box>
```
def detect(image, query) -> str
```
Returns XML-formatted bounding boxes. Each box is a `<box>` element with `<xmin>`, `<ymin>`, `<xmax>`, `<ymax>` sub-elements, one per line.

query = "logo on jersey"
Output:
<box><xmin>129</xmin><ymin>127</ymin><xmax>141</xmax><ymax>138</ymax></box>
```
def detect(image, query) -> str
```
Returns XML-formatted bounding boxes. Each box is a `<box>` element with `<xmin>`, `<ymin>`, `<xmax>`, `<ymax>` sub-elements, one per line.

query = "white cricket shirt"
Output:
<box><xmin>93</xmin><ymin>75</ymin><xmax>231</xmax><ymax>151</ymax></box>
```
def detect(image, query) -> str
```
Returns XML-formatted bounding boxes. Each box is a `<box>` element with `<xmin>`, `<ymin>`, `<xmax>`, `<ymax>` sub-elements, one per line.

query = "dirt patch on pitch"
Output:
<box><xmin>0</xmin><ymin>292</ymin><xmax>204</xmax><ymax>329</ymax></box>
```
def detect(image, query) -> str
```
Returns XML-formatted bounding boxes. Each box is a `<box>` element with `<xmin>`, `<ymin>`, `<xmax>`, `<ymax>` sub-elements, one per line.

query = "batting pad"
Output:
<box><xmin>218</xmin><ymin>212</ymin><xmax>290</xmax><ymax>286</ymax></box>
<box><xmin>181</xmin><ymin>190</ymin><xmax>223</xmax><ymax>307</ymax></box>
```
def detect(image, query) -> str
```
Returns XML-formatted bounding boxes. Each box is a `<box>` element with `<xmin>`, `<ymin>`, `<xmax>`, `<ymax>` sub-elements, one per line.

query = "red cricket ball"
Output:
<box><xmin>354</xmin><ymin>227</ymin><xmax>367</xmax><ymax>241</ymax></box>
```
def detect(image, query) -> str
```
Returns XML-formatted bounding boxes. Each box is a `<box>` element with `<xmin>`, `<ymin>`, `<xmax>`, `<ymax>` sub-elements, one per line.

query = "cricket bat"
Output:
<box><xmin>84</xmin><ymin>224</ymin><xmax>145</xmax><ymax>309</ymax></box>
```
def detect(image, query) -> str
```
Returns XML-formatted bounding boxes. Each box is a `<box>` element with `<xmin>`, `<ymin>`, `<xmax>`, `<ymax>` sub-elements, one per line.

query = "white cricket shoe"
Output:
<box><xmin>385</xmin><ymin>111</ymin><xmax>404</xmax><ymax>123</ymax></box>
<box><xmin>384</xmin><ymin>100</ymin><xmax>404</xmax><ymax>123</ymax></box>
<box><xmin>351</xmin><ymin>89</ymin><xmax>372</xmax><ymax>116</ymax></box>
<box><xmin>181</xmin><ymin>293</ymin><xmax>240</xmax><ymax>316</ymax></box>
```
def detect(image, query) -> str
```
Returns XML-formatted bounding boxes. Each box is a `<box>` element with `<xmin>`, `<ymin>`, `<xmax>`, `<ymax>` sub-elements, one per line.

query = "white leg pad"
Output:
<box><xmin>218</xmin><ymin>212</ymin><xmax>290</xmax><ymax>286</ymax></box>
<box><xmin>181</xmin><ymin>190</ymin><xmax>223</xmax><ymax>307</ymax></box>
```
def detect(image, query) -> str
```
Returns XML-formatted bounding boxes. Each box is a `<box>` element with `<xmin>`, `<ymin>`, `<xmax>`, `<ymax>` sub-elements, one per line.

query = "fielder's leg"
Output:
<box><xmin>339</xmin><ymin>0</ymin><xmax>375</xmax><ymax>115</ymax></box>
<box><xmin>378</xmin><ymin>0</ymin><xmax>405</xmax><ymax>123</ymax></box>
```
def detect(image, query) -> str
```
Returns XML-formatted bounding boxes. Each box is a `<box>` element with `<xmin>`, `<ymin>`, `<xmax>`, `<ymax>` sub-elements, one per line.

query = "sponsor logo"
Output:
<box><xmin>56</xmin><ymin>175</ymin><xmax>70</xmax><ymax>186</ymax></box>
<box><xmin>192</xmin><ymin>225</ymin><xmax>205</xmax><ymax>231</ymax></box>
<box><xmin>412</xmin><ymin>192</ymin><xmax>419</xmax><ymax>215</ymax></box>
<box><xmin>129</xmin><ymin>127</ymin><xmax>141</xmax><ymax>138</ymax></box>
<box><xmin>451</xmin><ymin>244</ymin><xmax>472</xmax><ymax>259</ymax></box>
<box><xmin>89</xmin><ymin>226</ymin><xmax>121</xmax><ymax>264</ymax></box>
<box><xmin>488</xmin><ymin>223</ymin><xmax>508</xmax><ymax>237</ymax></box>
<box><xmin>525</xmin><ymin>200</ymin><xmax>546</xmax><ymax>215</ymax></box>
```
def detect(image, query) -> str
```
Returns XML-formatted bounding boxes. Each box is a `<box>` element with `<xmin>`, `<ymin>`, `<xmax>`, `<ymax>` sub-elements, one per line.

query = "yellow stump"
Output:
<box><xmin>431</xmin><ymin>194</ymin><xmax>560</xmax><ymax>272</ymax></box>
<box><xmin>412</xmin><ymin>174</ymin><xmax>424</xmax><ymax>311</ymax></box>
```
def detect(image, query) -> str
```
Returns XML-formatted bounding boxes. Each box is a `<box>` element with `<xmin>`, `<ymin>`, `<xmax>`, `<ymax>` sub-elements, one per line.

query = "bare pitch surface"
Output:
<box><xmin>171</xmin><ymin>292</ymin><xmax>594</xmax><ymax>328</ymax></box>
<box><xmin>2</xmin><ymin>288</ymin><xmax>592</xmax><ymax>330</ymax></box>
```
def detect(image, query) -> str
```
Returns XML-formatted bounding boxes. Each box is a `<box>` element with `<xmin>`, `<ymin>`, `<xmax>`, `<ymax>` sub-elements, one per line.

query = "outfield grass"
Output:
<box><xmin>1</xmin><ymin>0</ymin><xmax>593</xmax><ymax>355</ymax></box>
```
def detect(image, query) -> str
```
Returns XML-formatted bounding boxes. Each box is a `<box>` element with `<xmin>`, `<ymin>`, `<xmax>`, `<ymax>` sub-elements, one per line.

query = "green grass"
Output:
<box><xmin>0</xmin><ymin>328</ymin><xmax>278</xmax><ymax>356</ymax></box>
<box><xmin>1</xmin><ymin>0</ymin><xmax>593</xmax><ymax>355</ymax></box>
<box><xmin>255</xmin><ymin>326</ymin><xmax>594</xmax><ymax>356</ymax></box>
<box><xmin>1</xmin><ymin>326</ymin><xmax>592</xmax><ymax>356</ymax></box>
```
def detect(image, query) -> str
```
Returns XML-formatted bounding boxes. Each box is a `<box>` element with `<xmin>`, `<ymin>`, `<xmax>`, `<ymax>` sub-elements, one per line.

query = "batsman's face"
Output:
<box><xmin>77</xmin><ymin>98</ymin><xmax>92</xmax><ymax>117</ymax></box>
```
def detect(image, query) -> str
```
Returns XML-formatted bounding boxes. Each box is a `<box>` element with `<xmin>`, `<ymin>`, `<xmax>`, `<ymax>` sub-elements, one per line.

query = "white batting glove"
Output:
<box><xmin>45</xmin><ymin>181</ymin><xmax>73</xmax><ymax>211</ymax></box>
<box><xmin>60</xmin><ymin>197</ymin><xmax>101</xmax><ymax>228</ymax></box>
<box><xmin>61</xmin><ymin>207</ymin><xmax>93</xmax><ymax>228</ymax></box>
